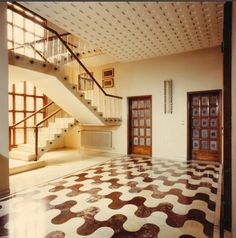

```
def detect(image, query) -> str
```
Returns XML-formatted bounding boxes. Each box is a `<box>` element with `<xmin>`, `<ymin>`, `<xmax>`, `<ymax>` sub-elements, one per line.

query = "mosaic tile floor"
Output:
<box><xmin>0</xmin><ymin>156</ymin><xmax>222</xmax><ymax>238</ymax></box>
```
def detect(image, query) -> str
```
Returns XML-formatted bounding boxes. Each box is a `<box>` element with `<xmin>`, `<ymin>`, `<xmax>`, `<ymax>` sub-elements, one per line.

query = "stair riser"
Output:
<box><xmin>9</xmin><ymin>152</ymin><xmax>36</xmax><ymax>161</ymax></box>
<box><xmin>27</xmin><ymin>136</ymin><xmax>55</xmax><ymax>143</ymax></box>
<box><xmin>40</xmin><ymin>123</ymin><xmax>74</xmax><ymax>136</ymax></box>
<box><xmin>41</xmin><ymin>128</ymin><xmax>62</xmax><ymax>133</ymax></box>
<box><xmin>27</xmin><ymin>137</ymin><xmax>55</xmax><ymax>144</ymax></box>
<box><xmin>17</xmin><ymin>145</ymin><xmax>42</xmax><ymax>153</ymax></box>
<box><xmin>55</xmin><ymin>118</ymin><xmax>75</xmax><ymax>123</ymax></box>
<box><xmin>27</xmin><ymin>140</ymin><xmax>47</xmax><ymax>147</ymax></box>
<box><xmin>48</xmin><ymin>123</ymin><xmax>72</xmax><ymax>129</ymax></box>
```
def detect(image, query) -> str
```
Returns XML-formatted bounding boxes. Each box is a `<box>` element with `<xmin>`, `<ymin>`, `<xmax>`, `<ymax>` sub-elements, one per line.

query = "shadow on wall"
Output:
<box><xmin>0</xmin><ymin>154</ymin><xmax>10</xmax><ymax>198</ymax></box>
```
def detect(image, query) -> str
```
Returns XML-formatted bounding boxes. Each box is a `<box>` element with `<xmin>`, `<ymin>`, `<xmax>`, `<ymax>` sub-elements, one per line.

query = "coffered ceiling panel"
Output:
<box><xmin>21</xmin><ymin>2</ymin><xmax>224</xmax><ymax>62</ymax></box>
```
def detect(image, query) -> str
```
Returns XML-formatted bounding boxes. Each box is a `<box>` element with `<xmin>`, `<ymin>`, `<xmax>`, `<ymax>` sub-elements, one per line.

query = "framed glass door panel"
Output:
<box><xmin>188</xmin><ymin>90</ymin><xmax>222</xmax><ymax>162</ymax></box>
<box><xmin>128</xmin><ymin>95</ymin><xmax>152</xmax><ymax>156</ymax></box>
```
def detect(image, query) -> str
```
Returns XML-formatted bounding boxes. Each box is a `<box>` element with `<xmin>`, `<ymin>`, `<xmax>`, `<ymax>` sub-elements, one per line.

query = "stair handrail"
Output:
<box><xmin>49</xmin><ymin>27</ymin><xmax>122</xmax><ymax>100</ymax></box>
<box><xmin>34</xmin><ymin>108</ymin><xmax>62</xmax><ymax>158</ymax></box>
<box><xmin>9</xmin><ymin>21</ymin><xmax>122</xmax><ymax>100</ymax></box>
<box><xmin>10</xmin><ymin>101</ymin><xmax>54</xmax><ymax>129</ymax></box>
<box><xmin>9</xmin><ymin>3</ymin><xmax>122</xmax><ymax>119</ymax></box>
<box><xmin>9</xmin><ymin>101</ymin><xmax>54</xmax><ymax>149</ymax></box>
<box><xmin>35</xmin><ymin>108</ymin><xmax>62</xmax><ymax>127</ymax></box>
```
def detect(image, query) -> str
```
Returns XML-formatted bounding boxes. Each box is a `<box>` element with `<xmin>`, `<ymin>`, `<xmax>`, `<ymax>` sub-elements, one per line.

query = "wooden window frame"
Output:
<box><xmin>9</xmin><ymin>81</ymin><xmax>47</xmax><ymax>146</ymax></box>
<box><xmin>7</xmin><ymin>4</ymin><xmax>46</xmax><ymax>50</ymax></box>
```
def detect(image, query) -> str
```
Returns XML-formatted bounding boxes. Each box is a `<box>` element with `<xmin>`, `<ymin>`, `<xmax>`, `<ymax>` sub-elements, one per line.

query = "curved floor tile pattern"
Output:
<box><xmin>0</xmin><ymin>156</ymin><xmax>221</xmax><ymax>238</ymax></box>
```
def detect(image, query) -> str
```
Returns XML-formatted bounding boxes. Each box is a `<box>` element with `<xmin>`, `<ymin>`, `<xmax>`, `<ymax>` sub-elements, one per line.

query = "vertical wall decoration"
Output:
<box><xmin>164</xmin><ymin>79</ymin><xmax>173</xmax><ymax>114</ymax></box>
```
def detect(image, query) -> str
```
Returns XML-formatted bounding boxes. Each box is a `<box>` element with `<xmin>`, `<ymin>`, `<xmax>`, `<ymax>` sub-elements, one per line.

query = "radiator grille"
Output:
<box><xmin>81</xmin><ymin>130</ymin><xmax>112</xmax><ymax>148</ymax></box>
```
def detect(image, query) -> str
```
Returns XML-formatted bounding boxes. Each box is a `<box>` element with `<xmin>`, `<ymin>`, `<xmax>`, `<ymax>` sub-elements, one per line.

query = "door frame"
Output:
<box><xmin>223</xmin><ymin>1</ymin><xmax>232</xmax><ymax>231</ymax></box>
<box><xmin>127</xmin><ymin>95</ymin><xmax>152</xmax><ymax>156</ymax></box>
<box><xmin>187</xmin><ymin>89</ymin><xmax>222</xmax><ymax>161</ymax></box>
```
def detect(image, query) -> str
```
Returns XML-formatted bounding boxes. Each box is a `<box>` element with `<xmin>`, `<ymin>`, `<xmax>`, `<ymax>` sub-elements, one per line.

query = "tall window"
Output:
<box><xmin>9</xmin><ymin>81</ymin><xmax>47</xmax><ymax>146</ymax></box>
<box><xmin>7</xmin><ymin>3</ymin><xmax>46</xmax><ymax>59</ymax></box>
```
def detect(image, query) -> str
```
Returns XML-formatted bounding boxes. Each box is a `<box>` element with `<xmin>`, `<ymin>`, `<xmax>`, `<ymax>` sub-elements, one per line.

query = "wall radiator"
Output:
<box><xmin>81</xmin><ymin>130</ymin><xmax>112</xmax><ymax>149</ymax></box>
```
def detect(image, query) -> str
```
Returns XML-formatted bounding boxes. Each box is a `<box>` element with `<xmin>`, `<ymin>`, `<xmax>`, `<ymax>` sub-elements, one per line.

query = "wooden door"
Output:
<box><xmin>128</xmin><ymin>96</ymin><xmax>152</xmax><ymax>156</ymax></box>
<box><xmin>188</xmin><ymin>90</ymin><xmax>222</xmax><ymax>162</ymax></box>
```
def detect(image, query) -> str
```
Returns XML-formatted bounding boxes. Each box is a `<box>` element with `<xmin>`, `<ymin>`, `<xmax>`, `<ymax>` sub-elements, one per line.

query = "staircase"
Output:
<box><xmin>9</xmin><ymin>51</ymin><xmax>121</xmax><ymax>126</ymax></box>
<box><xmin>8</xmin><ymin>5</ymin><xmax>122</xmax><ymax>162</ymax></box>
<box><xmin>8</xmin><ymin>25</ymin><xmax>122</xmax><ymax>126</ymax></box>
<box><xmin>10</xmin><ymin>117</ymin><xmax>78</xmax><ymax>161</ymax></box>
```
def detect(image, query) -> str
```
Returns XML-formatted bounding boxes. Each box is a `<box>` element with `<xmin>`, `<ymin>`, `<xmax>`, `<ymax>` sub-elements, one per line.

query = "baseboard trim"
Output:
<box><xmin>0</xmin><ymin>188</ymin><xmax>10</xmax><ymax>199</ymax></box>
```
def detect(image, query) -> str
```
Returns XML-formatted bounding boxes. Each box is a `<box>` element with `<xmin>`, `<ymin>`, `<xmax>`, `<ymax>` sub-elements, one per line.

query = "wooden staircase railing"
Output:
<box><xmin>9</xmin><ymin>100</ymin><xmax>72</xmax><ymax>160</ymax></box>
<box><xmin>9</xmin><ymin>101</ymin><xmax>54</xmax><ymax>149</ymax></box>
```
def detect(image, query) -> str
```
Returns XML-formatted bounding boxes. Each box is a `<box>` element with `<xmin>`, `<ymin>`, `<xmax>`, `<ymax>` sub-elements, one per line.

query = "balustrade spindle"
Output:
<box><xmin>98</xmin><ymin>90</ymin><xmax>101</xmax><ymax>113</ymax></box>
<box><xmin>71</xmin><ymin>61</ymin><xmax>73</xmax><ymax>84</ymax></box>
<box><xmin>118</xmin><ymin>99</ymin><xmax>120</xmax><ymax>118</ymax></box>
<box><xmin>45</xmin><ymin>31</ymin><xmax>48</xmax><ymax>59</ymax></box>
<box><xmin>52</xmin><ymin>38</ymin><xmax>54</xmax><ymax>62</ymax></box>
<box><xmin>112</xmin><ymin>98</ymin><xmax>114</xmax><ymax>118</ymax></box>
<box><xmin>35</xmin><ymin>127</ymin><xmax>38</xmax><ymax>157</ymax></box>
<box><xmin>103</xmin><ymin>94</ymin><xmax>105</xmax><ymax>115</ymax></box>
<box><xmin>117</xmin><ymin>98</ymin><xmax>119</xmax><ymax>118</ymax></box>
<box><xmin>106</xmin><ymin>97</ymin><xmax>108</xmax><ymax>118</ymax></box>
<box><xmin>109</xmin><ymin>98</ymin><xmax>112</xmax><ymax>118</ymax></box>
<box><xmin>33</xmin><ymin>24</ymin><xmax>36</xmax><ymax>59</ymax></box>
<box><xmin>57</xmin><ymin>38</ymin><xmax>59</xmax><ymax>67</ymax></box>
<box><xmin>92</xmin><ymin>85</ymin><xmax>95</xmax><ymax>106</ymax></box>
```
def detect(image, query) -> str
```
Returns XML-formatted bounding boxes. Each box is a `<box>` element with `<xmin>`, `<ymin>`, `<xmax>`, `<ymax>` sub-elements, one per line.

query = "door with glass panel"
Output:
<box><xmin>128</xmin><ymin>96</ymin><xmax>152</xmax><ymax>156</ymax></box>
<box><xmin>188</xmin><ymin>90</ymin><xmax>222</xmax><ymax>162</ymax></box>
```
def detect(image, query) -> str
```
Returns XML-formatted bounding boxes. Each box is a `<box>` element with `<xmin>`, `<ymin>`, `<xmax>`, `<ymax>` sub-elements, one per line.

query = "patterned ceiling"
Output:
<box><xmin>21</xmin><ymin>2</ymin><xmax>224</xmax><ymax>62</ymax></box>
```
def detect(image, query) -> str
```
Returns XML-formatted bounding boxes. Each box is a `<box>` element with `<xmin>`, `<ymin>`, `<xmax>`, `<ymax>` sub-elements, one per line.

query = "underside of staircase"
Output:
<box><xmin>9</xmin><ymin>51</ymin><xmax>122</xmax><ymax>126</ymax></box>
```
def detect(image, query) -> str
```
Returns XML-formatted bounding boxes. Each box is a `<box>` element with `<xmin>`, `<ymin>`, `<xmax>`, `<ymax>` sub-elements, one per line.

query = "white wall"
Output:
<box><xmin>0</xmin><ymin>3</ymin><xmax>9</xmax><ymax>197</ymax></box>
<box><xmin>231</xmin><ymin>2</ymin><xmax>236</xmax><ymax>236</ymax></box>
<box><xmin>66</xmin><ymin>46</ymin><xmax>223</xmax><ymax>160</ymax></box>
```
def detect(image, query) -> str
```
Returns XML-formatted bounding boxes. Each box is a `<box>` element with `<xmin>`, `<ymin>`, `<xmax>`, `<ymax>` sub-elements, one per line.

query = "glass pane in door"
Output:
<box><xmin>190</xmin><ymin>92</ymin><xmax>221</xmax><ymax>162</ymax></box>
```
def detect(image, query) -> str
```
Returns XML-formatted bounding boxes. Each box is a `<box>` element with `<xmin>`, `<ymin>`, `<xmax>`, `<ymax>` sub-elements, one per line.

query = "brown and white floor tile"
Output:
<box><xmin>0</xmin><ymin>156</ymin><xmax>221</xmax><ymax>238</ymax></box>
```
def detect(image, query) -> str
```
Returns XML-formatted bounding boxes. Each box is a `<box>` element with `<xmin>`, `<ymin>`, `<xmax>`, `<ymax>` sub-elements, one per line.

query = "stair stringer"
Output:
<box><xmin>9</xmin><ymin>119</ymin><xmax>79</xmax><ymax>161</ymax></box>
<box><xmin>37</xmin><ymin>120</ymin><xmax>79</xmax><ymax>158</ymax></box>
